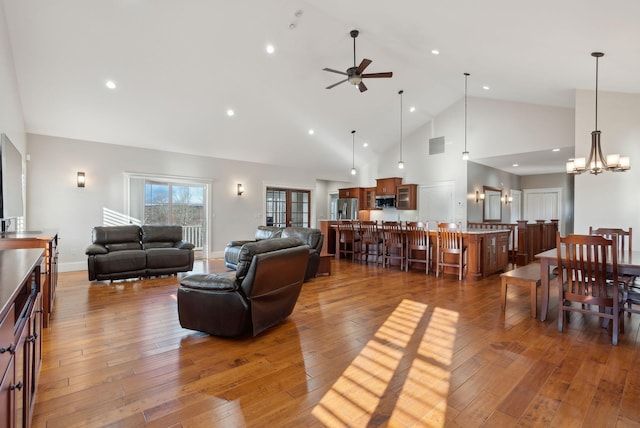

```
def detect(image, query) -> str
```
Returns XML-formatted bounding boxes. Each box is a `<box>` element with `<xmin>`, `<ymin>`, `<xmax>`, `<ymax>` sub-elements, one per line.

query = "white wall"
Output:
<box><xmin>368</xmin><ymin>97</ymin><xmax>574</xmax><ymax>226</ymax></box>
<box><xmin>0</xmin><ymin>2</ymin><xmax>25</xmax><ymax>152</ymax></box>
<box><xmin>26</xmin><ymin>134</ymin><xmax>323</xmax><ymax>271</ymax></box>
<box><xmin>573</xmin><ymin>89</ymin><xmax>640</xmax><ymax>248</ymax></box>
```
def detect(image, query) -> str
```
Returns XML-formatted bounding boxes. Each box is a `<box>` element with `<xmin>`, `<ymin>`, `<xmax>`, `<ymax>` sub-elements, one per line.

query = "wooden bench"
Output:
<box><xmin>500</xmin><ymin>263</ymin><xmax>541</xmax><ymax>318</ymax></box>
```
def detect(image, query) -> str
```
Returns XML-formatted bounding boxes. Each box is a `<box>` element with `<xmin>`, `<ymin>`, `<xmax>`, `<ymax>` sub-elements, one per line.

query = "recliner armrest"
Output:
<box><xmin>174</xmin><ymin>240</ymin><xmax>195</xmax><ymax>250</ymax></box>
<box><xmin>179</xmin><ymin>272</ymin><xmax>238</xmax><ymax>292</ymax></box>
<box><xmin>227</xmin><ymin>240</ymin><xmax>254</xmax><ymax>248</ymax></box>
<box><xmin>86</xmin><ymin>244</ymin><xmax>108</xmax><ymax>255</ymax></box>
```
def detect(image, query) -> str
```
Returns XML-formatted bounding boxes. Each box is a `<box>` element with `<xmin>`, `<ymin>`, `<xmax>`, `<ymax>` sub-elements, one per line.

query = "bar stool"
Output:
<box><xmin>359</xmin><ymin>220</ymin><xmax>382</xmax><ymax>264</ymax></box>
<box><xmin>382</xmin><ymin>221</ymin><xmax>404</xmax><ymax>269</ymax></box>
<box><xmin>405</xmin><ymin>221</ymin><xmax>430</xmax><ymax>274</ymax></box>
<box><xmin>337</xmin><ymin>220</ymin><xmax>360</xmax><ymax>262</ymax></box>
<box><xmin>436</xmin><ymin>222</ymin><xmax>467</xmax><ymax>280</ymax></box>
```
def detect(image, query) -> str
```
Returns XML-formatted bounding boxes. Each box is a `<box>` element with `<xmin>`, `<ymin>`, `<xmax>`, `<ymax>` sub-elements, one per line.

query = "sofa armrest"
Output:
<box><xmin>174</xmin><ymin>240</ymin><xmax>195</xmax><ymax>250</ymax></box>
<box><xmin>86</xmin><ymin>244</ymin><xmax>108</xmax><ymax>255</ymax></box>
<box><xmin>180</xmin><ymin>272</ymin><xmax>238</xmax><ymax>292</ymax></box>
<box><xmin>228</xmin><ymin>239</ymin><xmax>254</xmax><ymax>248</ymax></box>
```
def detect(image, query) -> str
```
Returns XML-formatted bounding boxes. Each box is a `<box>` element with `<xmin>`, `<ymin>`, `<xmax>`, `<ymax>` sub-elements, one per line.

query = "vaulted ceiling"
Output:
<box><xmin>4</xmin><ymin>0</ymin><xmax>640</xmax><ymax>178</ymax></box>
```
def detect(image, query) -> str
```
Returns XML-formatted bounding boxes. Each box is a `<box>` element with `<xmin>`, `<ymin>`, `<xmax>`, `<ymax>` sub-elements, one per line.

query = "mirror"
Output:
<box><xmin>483</xmin><ymin>186</ymin><xmax>502</xmax><ymax>222</ymax></box>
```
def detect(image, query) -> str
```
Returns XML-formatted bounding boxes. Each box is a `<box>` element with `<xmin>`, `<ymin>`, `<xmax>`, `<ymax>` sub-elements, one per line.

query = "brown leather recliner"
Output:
<box><xmin>224</xmin><ymin>226</ymin><xmax>323</xmax><ymax>281</ymax></box>
<box><xmin>178</xmin><ymin>237</ymin><xmax>309</xmax><ymax>337</ymax></box>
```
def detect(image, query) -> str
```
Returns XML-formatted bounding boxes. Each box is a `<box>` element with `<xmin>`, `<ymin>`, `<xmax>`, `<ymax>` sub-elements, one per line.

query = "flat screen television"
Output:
<box><xmin>0</xmin><ymin>133</ymin><xmax>25</xmax><ymax>231</ymax></box>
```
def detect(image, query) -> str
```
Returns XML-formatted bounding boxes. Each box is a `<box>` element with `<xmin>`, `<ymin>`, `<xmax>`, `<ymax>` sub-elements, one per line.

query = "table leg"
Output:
<box><xmin>334</xmin><ymin>228</ymin><xmax>340</xmax><ymax>260</ymax></box>
<box><xmin>540</xmin><ymin>258</ymin><xmax>550</xmax><ymax>321</ymax></box>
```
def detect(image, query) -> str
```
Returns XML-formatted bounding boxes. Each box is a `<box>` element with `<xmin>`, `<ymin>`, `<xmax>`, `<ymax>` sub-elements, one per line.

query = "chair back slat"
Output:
<box><xmin>589</xmin><ymin>226</ymin><xmax>632</xmax><ymax>252</ymax></box>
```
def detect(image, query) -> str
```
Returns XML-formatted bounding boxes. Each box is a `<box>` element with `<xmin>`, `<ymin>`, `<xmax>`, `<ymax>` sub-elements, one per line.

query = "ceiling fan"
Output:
<box><xmin>323</xmin><ymin>30</ymin><xmax>393</xmax><ymax>93</ymax></box>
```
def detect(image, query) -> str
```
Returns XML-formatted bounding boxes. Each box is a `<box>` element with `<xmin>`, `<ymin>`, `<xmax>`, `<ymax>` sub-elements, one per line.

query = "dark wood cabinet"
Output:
<box><xmin>376</xmin><ymin>178</ymin><xmax>402</xmax><ymax>196</ymax></box>
<box><xmin>338</xmin><ymin>187</ymin><xmax>364</xmax><ymax>210</ymax></box>
<box><xmin>0</xmin><ymin>249</ymin><xmax>44</xmax><ymax>428</ymax></box>
<box><xmin>0</xmin><ymin>232</ymin><xmax>57</xmax><ymax>328</ymax></box>
<box><xmin>396</xmin><ymin>184</ymin><xmax>417</xmax><ymax>210</ymax></box>
<box><xmin>364</xmin><ymin>187</ymin><xmax>377</xmax><ymax>210</ymax></box>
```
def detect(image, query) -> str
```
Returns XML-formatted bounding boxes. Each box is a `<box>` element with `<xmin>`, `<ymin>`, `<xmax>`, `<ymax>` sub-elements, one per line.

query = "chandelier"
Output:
<box><xmin>566</xmin><ymin>52</ymin><xmax>630</xmax><ymax>175</ymax></box>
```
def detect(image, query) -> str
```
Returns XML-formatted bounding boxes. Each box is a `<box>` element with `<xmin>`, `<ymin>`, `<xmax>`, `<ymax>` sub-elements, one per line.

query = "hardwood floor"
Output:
<box><xmin>33</xmin><ymin>259</ymin><xmax>640</xmax><ymax>427</ymax></box>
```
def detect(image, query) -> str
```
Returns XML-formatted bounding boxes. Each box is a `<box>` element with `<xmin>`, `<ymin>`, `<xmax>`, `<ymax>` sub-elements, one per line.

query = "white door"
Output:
<box><xmin>510</xmin><ymin>190</ymin><xmax>522</xmax><ymax>223</ymax></box>
<box><xmin>523</xmin><ymin>187</ymin><xmax>562</xmax><ymax>234</ymax></box>
<box><xmin>419</xmin><ymin>182</ymin><xmax>455</xmax><ymax>226</ymax></box>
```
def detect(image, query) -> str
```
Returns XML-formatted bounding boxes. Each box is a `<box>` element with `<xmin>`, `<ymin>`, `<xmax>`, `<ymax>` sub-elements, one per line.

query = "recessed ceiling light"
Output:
<box><xmin>266</xmin><ymin>44</ymin><xmax>275</xmax><ymax>54</ymax></box>
<box><xmin>409</xmin><ymin>106</ymin><xmax>416</xmax><ymax>113</ymax></box>
<box><xmin>105</xmin><ymin>80</ymin><xmax>116</xmax><ymax>89</ymax></box>
<box><xmin>363</xmin><ymin>142</ymin><xmax>368</xmax><ymax>148</ymax></box>
<box><xmin>226</xmin><ymin>109</ymin><xmax>235</xmax><ymax>117</ymax></box>
<box><xmin>431</xmin><ymin>49</ymin><xmax>440</xmax><ymax>55</ymax></box>
<box><xmin>308</xmin><ymin>129</ymin><xmax>314</xmax><ymax>135</ymax></box>
<box><xmin>552</xmin><ymin>148</ymin><xmax>560</xmax><ymax>152</ymax></box>
<box><xmin>482</xmin><ymin>85</ymin><xmax>490</xmax><ymax>91</ymax></box>
<box><xmin>512</xmin><ymin>163</ymin><xmax>519</xmax><ymax>167</ymax></box>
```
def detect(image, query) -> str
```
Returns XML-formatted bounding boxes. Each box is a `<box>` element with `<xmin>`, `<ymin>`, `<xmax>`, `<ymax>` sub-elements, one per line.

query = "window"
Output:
<box><xmin>266</xmin><ymin>188</ymin><xmax>310</xmax><ymax>228</ymax></box>
<box><xmin>126</xmin><ymin>173</ymin><xmax>210</xmax><ymax>257</ymax></box>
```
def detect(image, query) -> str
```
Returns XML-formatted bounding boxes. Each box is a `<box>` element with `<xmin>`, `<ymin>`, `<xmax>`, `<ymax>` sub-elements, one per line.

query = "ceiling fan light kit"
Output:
<box><xmin>566</xmin><ymin>52</ymin><xmax>630</xmax><ymax>175</ymax></box>
<box><xmin>323</xmin><ymin>30</ymin><xmax>393</xmax><ymax>93</ymax></box>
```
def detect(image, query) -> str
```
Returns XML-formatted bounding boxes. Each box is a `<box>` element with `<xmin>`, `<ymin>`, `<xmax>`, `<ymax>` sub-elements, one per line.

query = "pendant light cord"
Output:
<box><xmin>464</xmin><ymin>73</ymin><xmax>469</xmax><ymax>152</ymax></box>
<box><xmin>352</xmin><ymin>130</ymin><xmax>356</xmax><ymax>169</ymax></box>
<box><xmin>399</xmin><ymin>90</ymin><xmax>403</xmax><ymax>162</ymax></box>
<box><xmin>594</xmin><ymin>55</ymin><xmax>599</xmax><ymax>131</ymax></box>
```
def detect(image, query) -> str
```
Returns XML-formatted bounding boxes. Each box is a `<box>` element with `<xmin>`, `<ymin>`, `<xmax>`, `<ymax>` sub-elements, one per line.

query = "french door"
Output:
<box><xmin>266</xmin><ymin>188</ymin><xmax>310</xmax><ymax>228</ymax></box>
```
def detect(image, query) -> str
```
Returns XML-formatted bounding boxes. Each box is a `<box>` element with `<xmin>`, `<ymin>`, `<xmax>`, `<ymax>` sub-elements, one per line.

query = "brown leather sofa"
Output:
<box><xmin>224</xmin><ymin>226</ymin><xmax>323</xmax><ymax>281</ymax></box>
<box><xmin>178</xmin><ymin>237</ymin><xmax>309</xmax><ymax>337</ymax></box>
<box><xmin>85</xmin><ymin>224</ymin><xmax>195</xmax><ymax>281</ymax></box>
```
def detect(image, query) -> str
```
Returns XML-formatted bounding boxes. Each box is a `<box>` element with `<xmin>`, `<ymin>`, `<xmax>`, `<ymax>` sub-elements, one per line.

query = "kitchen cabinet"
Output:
<box><xmin>363</xmin><ymin>187</ymin><xmax>377</xmax><ymax>210</ymax></box>
<box><xmin>376</xmin><ymin>178</ymin><xmax>402</xmax><ymax>196</ymax></box>
<box><xmin>0</xmin><ymin>232</ymin><xmax>58</xmax><ymax>328</ymax></box>
<box><xmin>0</xmin><ymin>248</ymin><xmax>44</xmax><ymax>428</ymax></box>
<box><xmin>338</xmin><ymin>187</ymin><xmax>364</xmax><ymax>210</ymax></box>
<box><xmin>396</xmin><ymin>184</ymin><xmax>417</xmax><ymax>210</ymax></box>
<box><xmin>482</xmin><ymin>232</ymin><xmax>509</xmax><ymax>276</ymax></box>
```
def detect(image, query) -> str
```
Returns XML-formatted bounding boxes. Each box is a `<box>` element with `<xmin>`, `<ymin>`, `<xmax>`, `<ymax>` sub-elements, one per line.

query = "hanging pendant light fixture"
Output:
<box><xmin>398</xmin><ymin>90</ymin><xmax>405</xmax><ymax>169</ymax></box>
<box><xmin>462</xmin><ymin>72</ymin><xmax>470</xmax><ymax>161</ymax></box>
<box><xmin>350</xmin><ymin>130</ymin><xmax>357</xmax><ymax>175</ymax></box>
<box><xmin>566</xmin><ymin>52</ymin><xmax>630</xmax><ymax>174</ymax></box>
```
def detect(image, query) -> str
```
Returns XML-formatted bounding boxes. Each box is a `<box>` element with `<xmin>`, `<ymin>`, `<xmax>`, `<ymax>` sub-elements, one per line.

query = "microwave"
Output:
<box><xmin>375</xmin><ymin>196</ymin><xmax>396</xmax><ymax>208</ymax></box>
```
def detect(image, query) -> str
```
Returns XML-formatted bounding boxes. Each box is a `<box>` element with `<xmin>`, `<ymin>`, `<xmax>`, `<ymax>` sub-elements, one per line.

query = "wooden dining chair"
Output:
<box><xmin>381</xmin><ymin>221</ymin><xmax>405</xmax><ymax>269</ymax></box>
<box><xmin>589</xmin><ymin>226</ymin><xmax>638</xmax><ymax>316</ymax></box>
<box><xmin>405</xmin><ymin>221</ymin><xmax>430</xmax><ymax>274</ymax></box>
<box><xmin>556</xmin><ymin>232</ymin><xmax>624</xmax><ymax>345</ymax></box>
<box><xmin>337</xmin><ymin>220</ymin><xmax>360</xmax><ymax>262</ymax></box>
<box><xmin>359</xmin><ymin>220</ymin><xmax>382</xmax><ymax>264</ymax></box>
<box><xmin>435</xmin><ymin>222</ymin><xmax>467</xmax><ymax>280</ymax></box>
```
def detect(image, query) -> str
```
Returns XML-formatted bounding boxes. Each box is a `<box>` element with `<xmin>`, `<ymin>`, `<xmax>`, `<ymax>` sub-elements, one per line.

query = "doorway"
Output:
<box><xmin>266</xmin><ymin>187</ymin><xmax>311</xmax><ymax>228</ymax></box>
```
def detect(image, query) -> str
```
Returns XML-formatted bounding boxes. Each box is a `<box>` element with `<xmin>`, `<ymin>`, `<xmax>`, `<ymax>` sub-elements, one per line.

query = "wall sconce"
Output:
<box><xmin>475</xmin><ymin>190</ymin><xmax>485</xmax><ymax>203</ymax></box>
<box><xmin>503</xmin><ymin>193</ymin><xmax>513</xmax><ymax>205</ymax></box>
<box><xmin>77</xmin><ymin>172</ymin><xmax>86</xmax><ymax>188</ymax></box>
<box><xmin>237</xmin><ymin>183</ymin><xmax>244</xmax><ymax>196</ymax></box>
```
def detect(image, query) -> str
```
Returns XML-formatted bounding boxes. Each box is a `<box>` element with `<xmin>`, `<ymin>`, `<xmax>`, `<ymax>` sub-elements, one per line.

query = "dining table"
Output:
<box><xmin>535</xmin><ymin>248</ymin><xmax>640</xmax><ymax>322</ymax></box>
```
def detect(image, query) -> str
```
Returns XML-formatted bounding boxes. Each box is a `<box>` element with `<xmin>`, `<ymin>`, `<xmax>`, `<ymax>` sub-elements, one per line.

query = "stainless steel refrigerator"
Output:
<box><xmin>337</xmin><ymin>198</ymin><xmax>358</xmax><ymax>220</ymax></box>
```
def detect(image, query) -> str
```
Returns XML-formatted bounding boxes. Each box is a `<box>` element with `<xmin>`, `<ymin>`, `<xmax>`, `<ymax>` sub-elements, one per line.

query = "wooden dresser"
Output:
<box><xmin>0</xmin><ymin>248</ymin><xmax>44</xmax><ymax>427</ymax></box>
<box><xmin>0</xmin><ymin>231</ymin><xmax>58</xmax><ymax>328</ymax></box>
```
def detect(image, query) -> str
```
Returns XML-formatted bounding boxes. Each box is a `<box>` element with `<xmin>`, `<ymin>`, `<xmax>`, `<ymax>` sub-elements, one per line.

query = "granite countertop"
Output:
<box><xmin>0</xmin><ymin>229</ymin><xmax>58</xmax><ymax>240</ymax></box>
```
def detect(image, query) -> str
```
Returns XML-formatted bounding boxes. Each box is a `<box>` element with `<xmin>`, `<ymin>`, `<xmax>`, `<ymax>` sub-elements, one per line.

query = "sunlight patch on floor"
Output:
<box><xmin>312</xmin><ymin>299</ymin><xmax>458</xmax><ymax>426</ymax></box>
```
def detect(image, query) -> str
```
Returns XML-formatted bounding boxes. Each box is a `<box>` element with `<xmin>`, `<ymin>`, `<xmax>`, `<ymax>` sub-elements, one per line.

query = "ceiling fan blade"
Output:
<box><xmin>362</xmin><ymin>72</ymin><xmax>393</xmax><ymax>79</ymax></box>
<box><xmin>356</xmin><ymin>58</ymin><xmax>372</xmax><ymax>74</ymax></box>
<box><xmin>358</xmin><ymin>81</ymin><xmax>368</xmax><ymax>93</ymax></box>
<box><xmin>326</xmin><ymin>78</ymin><xmax>348</xmax><ymax>89</ymax></box>
<box><xmin>323</xmin><ymin>68</ymin><xmax>348</xmax><ymax>76</ymax></box>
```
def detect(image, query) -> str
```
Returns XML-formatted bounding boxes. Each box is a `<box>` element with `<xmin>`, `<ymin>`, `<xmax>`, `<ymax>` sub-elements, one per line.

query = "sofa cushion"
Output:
<box><xmin>146</xmin><ymin>247</ymin><xmax>192</xmax><ymax>269</ymax></box>
<box><xmin>92</xmin><ymin>250</ymin><xmax>147</xmax><ymax>273</ymax></box>
<box><xmin>235</xmin><ymin>237</ymin><xmax>303</xmax><ymax>281</ymax></box>
<box><xmin>282</xmin><ymin>227</ymin><xmax>322</xmax><ymax>250</ymax></box>
<box><xmin>92</xmin><ymin>225</ymin><xmax>142</xmax><ymax>249</ymax></box>
<box><xmin>254</xmin><ymin>226</ymin><xmax>282</xmax><ymax>241</ymax></box>
<box><xmin>180</xmin><ymin>272</ymin><xmax>237</xmax><ymax>292</ymax></box>
<box><xmin>142</xmin><ymin>225</ymin><xmax>183</xmax><ymax>246</ymax></box>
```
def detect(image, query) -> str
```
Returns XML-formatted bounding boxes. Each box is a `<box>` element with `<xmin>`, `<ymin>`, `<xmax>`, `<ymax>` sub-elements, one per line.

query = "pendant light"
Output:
<box><xmin>462</xmin><ymin>72</ymin><xmax>470</xmax><ymax>161</ymax></box>
<box><xmin>566</xmin><ymin>52</ymin><xmax>630</xmax><ymax>174</ymax></box>
<box><xmin>398</xmin><ymin>90</ymin><xmax>405</xmax><ymax>169</ymax></box>
<box><xmin>350</xmin><ymin>130</ymin><xmax>357</xmax><ymax>175</ymax></box>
